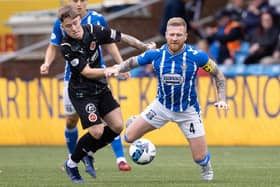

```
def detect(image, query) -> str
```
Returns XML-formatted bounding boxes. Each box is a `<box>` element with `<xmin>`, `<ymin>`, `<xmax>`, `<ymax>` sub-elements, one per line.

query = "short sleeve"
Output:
<box><xmin>187</xmin><ymin>46</ymin><xmax>209</xmax><ymax>67</ymax></box>
<box><xmin>195</xmin><ymin>50</ymin><xmax>209</xmax><ymax>67</ymax></box>
<box><xmin>92</xmin><ymin>25</ymin><xmax>121</xmax><ymax>45</ymax></box>
<box><xmin>137</xmin><ymin>49</ymin><xmax>159</xmax><ymax>66</ymax></box>
<box><xmin>50</xmin><ymin>19</ymin><xmax>63</xmax><ymax>46</ymax></box>
<box><xmin>98</xmin><ymin>15</ymin><xmax>108</xmax><ymax>28</ymax></box>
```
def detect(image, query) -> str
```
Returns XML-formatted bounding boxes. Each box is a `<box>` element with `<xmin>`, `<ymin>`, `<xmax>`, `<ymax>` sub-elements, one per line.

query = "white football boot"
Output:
<box><xmin>200</xmin><ymin>161</ymin><xmax>214</xmax><ymax>181</ymax></box>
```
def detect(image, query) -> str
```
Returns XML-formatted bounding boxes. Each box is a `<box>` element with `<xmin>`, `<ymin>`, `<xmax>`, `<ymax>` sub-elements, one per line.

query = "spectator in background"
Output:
<box><xmin>205</xmin><ymin>8</ymin><xmax>243</xmax><ymax>65</ymax></box>
<box><xmin>244</xmin><ymin>10</ymin><xmax>279</xmax><ymax>64</ymax></box>
<box><xmin>196</xmin><ymin>39</ymin><xmax>216</xmax><ymax>61</ymax></box>
<box><xmin>160</xmin><ymin>0</ymin><xmax>186</xmax><ymax>36</ymax></box>
<box><xmin>241</xmin><ymin>0</ymin><xmax>270</xmax><ymax>40</ymax></box>
<box><xmin>260</xmin><ymin>34</ymin><xmax>280</xmax><ymax>65</ymax></box>
<box><xmin>159</xmin><ymin>0</ymin><xmax>204</xmax><ymax>37</ymax></box>
<box><xmin>269</xmin><ymin>0</ymin><xmax>280</xmax><ymax>14</ymax></box>
<box><xmin>225</xmin><ymin>0</ymin><xmax>247</xmax><ymax>21</ymax></box>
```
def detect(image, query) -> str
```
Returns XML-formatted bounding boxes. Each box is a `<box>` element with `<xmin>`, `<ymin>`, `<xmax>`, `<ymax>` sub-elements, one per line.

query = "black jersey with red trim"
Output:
<box><xmin>61</xmin><ymin>24</ymin><xmax>121</xmax><ymax>95</ymax></box>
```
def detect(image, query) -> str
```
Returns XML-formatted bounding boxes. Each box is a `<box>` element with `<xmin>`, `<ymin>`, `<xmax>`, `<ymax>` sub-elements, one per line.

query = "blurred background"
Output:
<box><xmin>0</xmin><ymin>0</ymin><xmax>279</xmax><ymax>146</ymax></box>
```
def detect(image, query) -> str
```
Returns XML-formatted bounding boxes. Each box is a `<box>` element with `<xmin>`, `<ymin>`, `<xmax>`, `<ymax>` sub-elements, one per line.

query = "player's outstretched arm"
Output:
<box><xmin>40</xmin><ymin>44</ymin><xmax>57</xmax><ymax>75</ymax></box>
<box><xmin>121</xmin><ymin>33</ymin><xmax>156</xmax><ymax>51</ymax></box>
<box><xmin>202</xmin><ymin>59</ymin><xmax>229</xmax><ymax>110</ymax></box>
<box><xmin>104</xmin><ymin>56</ymin><xmax>139</xmax><ymax>77</ymax></box>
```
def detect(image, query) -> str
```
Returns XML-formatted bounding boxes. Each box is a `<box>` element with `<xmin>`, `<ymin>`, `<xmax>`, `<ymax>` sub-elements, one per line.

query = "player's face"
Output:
<box><xmin>69</xmin><ymin>0</ymin><xmax>88</xmax><ymax>17</ymax></box>
<box><xmin>62</xmin><ymin>16</ymin><xmax>83</xmax><ymax>39</ymax></box>
<box><xmin>165</xmin><ymin>25</ymin><xmax>187</xmax><ymax>53</ymax></box>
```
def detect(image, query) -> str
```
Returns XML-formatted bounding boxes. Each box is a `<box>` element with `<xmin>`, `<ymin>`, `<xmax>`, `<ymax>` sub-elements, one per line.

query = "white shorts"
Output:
<box><xmin>140</xmin><ymin>99</ymin><xmax>205</xmax><ymax>139</ymax></box>
<box><xmin>63</xmin><ymin>81</ymin><xmax>76</xmax><ymax>115</ymax></box>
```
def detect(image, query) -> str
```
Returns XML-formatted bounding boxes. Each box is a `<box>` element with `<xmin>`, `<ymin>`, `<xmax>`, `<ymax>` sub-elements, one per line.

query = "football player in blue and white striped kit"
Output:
<box><xmin>105</xmin><ymin>17</ymin><xmax>229</xmax><ymax>181</ymax></box>
<box><xmin>40</xmin><ymin>0</ymin><xmax>131</xmax><ymax>176</ymax></box>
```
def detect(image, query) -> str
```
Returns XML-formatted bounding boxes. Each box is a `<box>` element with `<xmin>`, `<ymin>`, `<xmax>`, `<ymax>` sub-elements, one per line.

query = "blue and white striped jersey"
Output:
<box><xmin>137</xmin><ymin>44</ymin><xmax>209</xmax><ymax>112</ymax></box>
<box><xmin>49</xmin><ymin>11</ymin><xmax>107</xmax><ymax>81</ymax></box>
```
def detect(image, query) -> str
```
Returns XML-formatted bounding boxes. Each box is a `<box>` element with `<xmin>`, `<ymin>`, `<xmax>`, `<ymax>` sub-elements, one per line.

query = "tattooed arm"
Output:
<box><xmin>202</xmin><ymin>59</ymin><xmax>229</xmax><ymax>109</ymax></box>
<box><xmin>104</xmin><ymin>56</ymin><xmax>139</xmax><ymax>77</ymax></box>
<box><xmin>118</xmin><ymin>56</ymin><xmax>139</xmax><ymax>73</ymax></box>
<box><xmin>121</xmin><ymin>33</ymin><xmax>156</xmax><ymax>51</ymax></box>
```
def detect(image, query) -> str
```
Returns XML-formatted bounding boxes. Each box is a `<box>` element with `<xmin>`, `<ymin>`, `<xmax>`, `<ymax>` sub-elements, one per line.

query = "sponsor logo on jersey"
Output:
<box><xmin>88</xmin><ymin>113</ymin><xmax>97</xmax><ymax>122</ymax></box>
<box><xmin>162</xmin><ymin>74</ymin><xmax>184</xmax><ymax>85</ymax></box>
<box><xmin>85</xmin><ymin>103</ymin><xmax>96</xmax><ymax>113</ymax></box>
<box><xmin>90</xmin><ymin>41</ymin><xmax>96</xmax><ymax>50</ymax></box>
<box><xmin>70</xmin><ymin>58</ymin><xmax>79</xmax><ymax>67</ymax></box>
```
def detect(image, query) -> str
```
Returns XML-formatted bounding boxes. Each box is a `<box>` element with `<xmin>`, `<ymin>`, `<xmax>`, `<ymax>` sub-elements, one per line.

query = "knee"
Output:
<box><xmin>66</xmin><ymin>114</ymin><xmax>79</xmax><ymax>129</ymax></box>
<box><xmin>88</xmin><ymin>125</ymin><xmax>104</xmax><ymax>139</ymax></box>
<box><xmin>108</xmin><ymin>121</ymin><xmax>123</xmax><ymax>134</ymax></box>
<box><xmin>123</xmin><ymin>132</ymin><xmax>135</xmax><ymax>143</ymax></box>
<box><xmin>114</xmin><ymin>123</ymin><xmax>123</xmax><ymax>134</ymax></box>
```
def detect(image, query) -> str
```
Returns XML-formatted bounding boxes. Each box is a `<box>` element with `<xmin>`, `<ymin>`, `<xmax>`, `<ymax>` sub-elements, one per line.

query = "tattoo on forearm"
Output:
<box><xmin>119</xmin><ymin>57</ymin><xmax>138</xmax><ymax>73</ymax></box>
<box><xmin>121</xmin><ymin>33</ymin><xmax>147</xmax><ymax>51</ymax></box>
<box><xmin>203</xmin><ymin>59</ymin><xmax>226</xmax><ymax>100</ymax></box>
<box><xmin>214</xmin><ymin>73</ymin><xmax>226</xmax><ymax>101</ymax></box>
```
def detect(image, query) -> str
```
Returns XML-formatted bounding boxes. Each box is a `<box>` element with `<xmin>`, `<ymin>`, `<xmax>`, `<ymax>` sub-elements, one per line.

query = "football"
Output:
<box><xmin>129</xmin><ymin>138</ymin><xmax>156</xmax><ymax>165</ymax></box>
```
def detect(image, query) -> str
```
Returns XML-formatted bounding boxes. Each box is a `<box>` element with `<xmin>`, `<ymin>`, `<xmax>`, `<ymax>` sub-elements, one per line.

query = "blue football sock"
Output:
<box><xmin>195</xmin><ymin>152</ymin><xmax>210</xmax><ymax>166</ymax></box>
<box><xmin>111</xmin><ymin>135</ymin><xmax>125</xmax><ymax>159</ymax></box>
<box><xmin>64</xmin><ymin>127</ymin><xmax>78</xmax><ymax>154</ymax></box>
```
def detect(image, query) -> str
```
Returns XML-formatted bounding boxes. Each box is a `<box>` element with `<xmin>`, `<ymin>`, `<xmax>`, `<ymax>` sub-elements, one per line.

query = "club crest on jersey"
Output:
<box><xmin>90</xmin><ymin>41</ymin><xmax>96</xmax><ymax>50</ymax></box>
<box><xmin>181</xmin><ymin>62</ymin><xmax>187</xmax><ymax>70</ymax></box>
<box><xmin>70</xmin><ymin>58</ymin><xmax>79</xmax><ymax>67</ymax></box>
<box><xmin>88</xmin><ymin>113</ymin><xmax>97</xmax><ymax>122</ymax></box>
<box><xmin>163</xmin><ymin>74</ymin><xmax>184</xmax><ymax>85</ymax></box>
<box><xmin>51</xmin><ymin>33</ymin><xmax>56</xmax><ymax>40</ymax></box>
<box><xmin>85</xmin><ymin>103</ymin><xmax>96</xmax><ymax>113</ymax></box>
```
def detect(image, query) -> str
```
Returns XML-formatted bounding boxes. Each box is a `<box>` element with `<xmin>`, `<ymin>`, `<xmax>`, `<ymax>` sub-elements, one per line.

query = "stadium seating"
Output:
<box><xmin>219</xmin><ymin>64</ymin><xmax>280</xmax><ymax>77</ymax></box>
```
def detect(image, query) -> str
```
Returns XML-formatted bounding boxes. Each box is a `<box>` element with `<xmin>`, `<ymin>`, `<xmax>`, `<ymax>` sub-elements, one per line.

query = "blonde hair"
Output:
<box><xmin>58</xmin><ymin>5</ymin><xmax>79</xmax><ymax>22</ymax></box>
<box><xmin>167</xmin><ymin>17</ymin><xmax>187</xmax><ymax>31</ymax></box>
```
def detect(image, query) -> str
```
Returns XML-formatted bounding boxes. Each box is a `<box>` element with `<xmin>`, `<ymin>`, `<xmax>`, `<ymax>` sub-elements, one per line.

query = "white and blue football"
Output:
<box><xmin>129</xmin><ymin>138</ymin><xmax>156</xmax><ymax>165</ymax></box>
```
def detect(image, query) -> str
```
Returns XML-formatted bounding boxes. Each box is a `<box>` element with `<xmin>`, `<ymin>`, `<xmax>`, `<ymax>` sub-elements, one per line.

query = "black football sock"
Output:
<box><xmin>71</xmin><ymin>126</ymin><xmax>119</xmax><ymax>163</ymax></box>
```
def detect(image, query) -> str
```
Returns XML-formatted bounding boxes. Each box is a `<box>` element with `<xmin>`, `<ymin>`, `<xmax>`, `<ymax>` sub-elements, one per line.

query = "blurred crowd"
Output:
<box><xmin>164</xmin><ymin>0</ymin><xmax>280</xmax><ymax>66</ymax></box>
<box><xmin>132</xmin><ymin>0</ymin><xmax>280</xmax><ymax>77</ymax></box>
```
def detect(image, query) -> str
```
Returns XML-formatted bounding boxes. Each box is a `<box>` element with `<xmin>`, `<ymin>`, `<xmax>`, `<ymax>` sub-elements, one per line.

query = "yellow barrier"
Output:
<box><xmin>0</xmin><ymin>76</ymin><xmax>279</xmax><ymax>145</ymax></box>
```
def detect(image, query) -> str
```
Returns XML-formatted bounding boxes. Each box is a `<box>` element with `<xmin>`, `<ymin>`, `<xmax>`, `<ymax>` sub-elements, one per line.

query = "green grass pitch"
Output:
<box><xmin>0</xmin><ymin>146</ymin><xmax>280</xmax><ymax>187</ymax></box>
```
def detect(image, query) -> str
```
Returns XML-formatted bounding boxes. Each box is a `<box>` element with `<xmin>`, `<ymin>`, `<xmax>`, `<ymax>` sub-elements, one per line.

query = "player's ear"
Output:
<box><xmin>61</xmin><ymin>23</ymin><xmax>65</xmax><ymax>30</ymax></box>
<box><xmin>184</xmin><ymin>33</ymin><xmax>188</xmax><ymax>42</ymax></box>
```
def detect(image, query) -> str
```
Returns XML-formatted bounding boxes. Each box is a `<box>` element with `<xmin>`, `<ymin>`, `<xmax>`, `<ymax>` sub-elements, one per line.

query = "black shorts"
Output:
<box><xmin>69</xmin><ymin>89</ymin><xmax>120</xmax><ymax>129</ymax></box>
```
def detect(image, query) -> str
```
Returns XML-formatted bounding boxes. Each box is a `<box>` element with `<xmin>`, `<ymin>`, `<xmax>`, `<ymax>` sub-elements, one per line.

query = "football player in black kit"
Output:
<box><xmin>58</xmin><ymin>5</ymin><xmax>155</xmax><ymax>183</ymax></box>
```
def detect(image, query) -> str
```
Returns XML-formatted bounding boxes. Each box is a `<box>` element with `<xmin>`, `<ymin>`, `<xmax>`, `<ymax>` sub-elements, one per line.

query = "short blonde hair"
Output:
<box><xmin>167</xmin><ymin>17</ymin><xmax>187</xmax><ymax>31</ymax></box>
<box><xmin>58</xmin><ymin>5</ymin><xmax>79</xmax><ymax>22</ymax></box>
